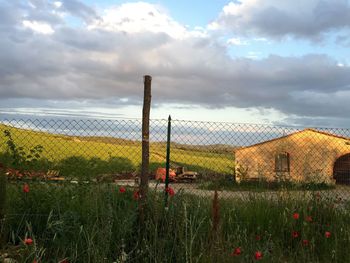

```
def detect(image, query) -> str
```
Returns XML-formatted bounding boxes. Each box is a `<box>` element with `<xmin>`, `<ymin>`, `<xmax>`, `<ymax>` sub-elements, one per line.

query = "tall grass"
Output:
<box><xmin>199</xmin><ymin>176</ymin><xmax>336</xmax><ymax>192</ymax></box>
<box><xmin>1</xmin><ymin>182</ymin><xmax>350</xmax><ymax>262</ymax></box>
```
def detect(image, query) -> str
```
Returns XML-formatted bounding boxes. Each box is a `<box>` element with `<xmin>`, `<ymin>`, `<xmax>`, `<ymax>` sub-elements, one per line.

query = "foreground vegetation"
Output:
<box><xmin>199</xmin><ymin>176</ymin><xmax>336</xmax><ymax>192</ymax></box>
<box><xmin>1</xmin><ymin>179</ymin><xmax>350</xmax><ymax>262</ymax></box>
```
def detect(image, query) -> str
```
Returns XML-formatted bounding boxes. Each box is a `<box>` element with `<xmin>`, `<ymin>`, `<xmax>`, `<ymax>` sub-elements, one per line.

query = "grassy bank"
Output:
<box><xmin>1</xmin><ymin>182</ymin><xmax>350</xmax><ymax>262</ymax></box>
<box><xmin>0</xmin><ymin>124</ymin><xmax>233</xmax><ymax>178</ymax></box>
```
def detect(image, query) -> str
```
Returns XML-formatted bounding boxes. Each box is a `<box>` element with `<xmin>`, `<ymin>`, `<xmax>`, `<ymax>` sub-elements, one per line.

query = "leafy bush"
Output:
<box><xmin>2</xmin><ymin>130</ymin><xmax>47</xmax><ymax>171</ymax></box>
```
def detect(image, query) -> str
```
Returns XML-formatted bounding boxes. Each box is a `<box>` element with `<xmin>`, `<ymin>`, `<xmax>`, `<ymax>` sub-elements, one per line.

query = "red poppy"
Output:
<box><xmin>293</xmin><ymin>213</ymin><xmax>299</xmax><ymax>220</ymax></box>
<box><xmin>231</xmin><ymin>247</ymin><xmax>241</xmax><ymax>256</ymax></box>
<box><xmin>255</xmin><ymin>235</ymin><xmax>261</xmax><ymax>241</ymax></box>
<box><xmin>23</xmin><ymin>183</ymin><xmax>30</xmax><ymax>193</ymax></box>
<box><xmin>302</xmin><ymin>239</ymin><xmax>309</xmax><ymax>246</ymax></box>
<box><xmin>305</xmin><ymin>216</ymin><xmax>312</xmax><ymax>222</ymax></box>
<box><xmin>292</xmin><ymin>231</ymin><xmax>299</xmax><ymax>238</ymax></box>
<box><xmin>254</xmin><ymin>251</ymin><xmax>263</xmax><ymax>260</ymax></box>
<box><xmin>325</xmin><ymin>231</ymin><xmax>331</xmax><ymax>238</ymax></box>
<box><xmin>133</xmin><ymin>190</ymin><xmax>140</xmax><ymax>200</ymax></box>
<box><xmin>33</xmin><ymin>260</ymin><xmax>37</xmax><ymax>263</ymax></box>
<box><xmin>119</xmin><ymin>187</ymin><xmax>126</xmax><ymax>193</ymax></box>
<box><xmin>165</xmin><ymin>187</ymin><xmax>175</xmax><ymax>196</ymax></box>
<box><xmin>316</xmin><ymin>192</ymin><xmax>321</xmax><ymax>199</ymax></box>
<box><xmin>24</xmin><ymin>238</ymin><xmax>33</xmax><ymax>245</ymax></box>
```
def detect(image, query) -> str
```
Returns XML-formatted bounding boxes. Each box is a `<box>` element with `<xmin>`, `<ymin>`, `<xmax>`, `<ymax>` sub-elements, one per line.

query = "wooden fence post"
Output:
<box><xmin>140</xmin><ymin>75</ymin><xmax>152</xmax><ymax>205</ymax></box>
<box><xmin>0</xmin><ymin>165</ymin><xmax>6</xmax><ymax>248</ymax></box>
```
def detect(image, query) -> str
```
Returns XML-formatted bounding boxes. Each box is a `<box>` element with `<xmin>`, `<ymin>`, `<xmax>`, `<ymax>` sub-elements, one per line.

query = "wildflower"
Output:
<box><xmin>165</xmin><ymin>186</ymin><xmax>175</xmax><ymax>196</ymax></box>
<box><xmin>24</xmin><ymin>238</ymin><xmax>33</xmax><ymax>245</ymax></box>
<box><xmin>254</xmin><ymin>251</ymin><xmax>263</xmax><ymax>260</ymax></box>
<box><xmin>302</xmin><ymin>239</ymin><xmax>309</xmax><ymax>246</ymax></box>
<box><xmin>255</xmin><ymin>235</ymin><xmax>261</xmax><ymax>241</ymax></box>
<box><xmin>119</xmin><ymin>187</ymin><xmax>126</xmax><ymax>193</ymax></box>
<box><xmin>133</xmin><ymin>190</ymin><xmax>140</xmax><ymax>200</ymax></box>
<box><xmin>231</xmin><ymin>247</ymin><xmax>241</xmax><ymax>256</ymax></box>
<box><xmin>293</xmin><ymin>213</ymin><xmax>299</xmax><ymax>220</ymax></box>
<box><xmin>292</xmin><ymin>231</ymin><xmax>299</xmax><ymax>238</ymax></box>
<box><xmin>316</xmin><ymin>192</ymin><xmax>321</xmax><ymax>200</ymax></box>
<box><xmin>305</xmin><ymin>216</ymin><xmax>312</xmax><ymax>222</ymax></box>
<box><xmin>23</xmin><ymin>183</ymin><xmax>30</xmax><ymax>193</ymax></box>
<box><xmin>325</xmin><ymin>231</ymin><xmax>331</xmax><ymax>238</ymax></box>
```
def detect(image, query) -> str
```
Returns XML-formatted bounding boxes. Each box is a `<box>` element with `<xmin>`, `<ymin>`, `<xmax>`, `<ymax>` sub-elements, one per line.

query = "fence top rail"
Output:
<box><xmin>1</xmin><ymin>116</ymin><xmax>350</xmax><ymax>131</ymax></box>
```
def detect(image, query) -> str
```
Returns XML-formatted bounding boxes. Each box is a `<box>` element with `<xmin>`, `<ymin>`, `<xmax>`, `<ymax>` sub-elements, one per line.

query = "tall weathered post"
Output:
<box><xmin>0</xmin><ymin>164</ymin><xmax>6</xmax><ymax>248</ymax></box>
<box><xmin>140</xmin><ymin>75</ymin><xmax>152</xmax><ymax>204</ymax></box>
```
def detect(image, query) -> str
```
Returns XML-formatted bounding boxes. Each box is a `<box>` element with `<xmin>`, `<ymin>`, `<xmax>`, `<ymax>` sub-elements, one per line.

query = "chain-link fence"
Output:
<box><xmin>1</xmin><ymin>117</ymin><xmax>350</xmax><ymax>198</ymax></box>
<box><xmin>2</xmin><ymin>116</ymin><xmax>350</xmax><ymax>262</ymax></box>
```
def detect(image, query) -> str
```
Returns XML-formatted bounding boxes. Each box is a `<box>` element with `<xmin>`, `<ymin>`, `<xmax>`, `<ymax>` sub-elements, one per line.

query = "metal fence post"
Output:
<box><xmin>165</xmin><ymin>115</ymin><xmax>171</xmax><ymax>208</ymax></box>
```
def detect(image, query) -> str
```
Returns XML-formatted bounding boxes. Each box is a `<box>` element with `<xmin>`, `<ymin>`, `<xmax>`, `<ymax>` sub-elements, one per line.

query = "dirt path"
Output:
<box><xmin>116</xmin><ymin>180</ymin><xmax>350</xmax><ymax>202</ymax></box>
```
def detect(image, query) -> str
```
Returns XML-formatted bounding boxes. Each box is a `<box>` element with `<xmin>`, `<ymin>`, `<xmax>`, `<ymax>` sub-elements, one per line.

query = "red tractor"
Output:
<box><xmin>155</xmin><ymin>168</ymin><xmax>176</xmax><ymax>182</ymax></box>
<box><xmin>155</xmin><ymin>167</ymin><xmax>197</xmax><ymax>183</ymax></box>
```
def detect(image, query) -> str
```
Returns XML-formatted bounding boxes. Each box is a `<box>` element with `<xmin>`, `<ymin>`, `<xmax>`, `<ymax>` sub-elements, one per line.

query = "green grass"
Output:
<box><xmin>199</xmin><ymin>176</ymin><xmax>336</xmax><ymax>192</ymax></box>
<box><xmin>0</xmin><ymin>124</ymin><xmax>234</xmax><ymax>178</ymax></box>
<box><xmin>1</xmin><ymin>181</ymin><xmax>350</xmax><ymax>262</ymax></box>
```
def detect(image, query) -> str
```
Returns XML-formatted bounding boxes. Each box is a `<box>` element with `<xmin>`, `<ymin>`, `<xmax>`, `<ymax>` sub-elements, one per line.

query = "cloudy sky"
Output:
<box><xmin>1</xmin><ymin>0</ymin><xmax>350</xmax><ymax>127</ymax></box>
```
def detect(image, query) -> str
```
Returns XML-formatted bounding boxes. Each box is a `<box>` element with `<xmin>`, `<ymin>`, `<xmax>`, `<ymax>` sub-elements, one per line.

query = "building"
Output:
<box><xmin>234</xmin><ymin>129</ymin><xmax>350</xmax><ymax>184</ymax></box>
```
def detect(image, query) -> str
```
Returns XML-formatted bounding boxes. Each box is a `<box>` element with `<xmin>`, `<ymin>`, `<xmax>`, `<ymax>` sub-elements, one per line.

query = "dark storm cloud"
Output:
<box><xmin>0</xmin><ymin>1</ymin><xmax>22</xmax><ymax>27</ymax></box>
<box><xmin>275</xmin><ymin>116</ymin><xmax>350</xmax><ymax>129</ymax></box>
<box><xmin>60</xmin><ymin>0</ymin><xmax>100</xmax><ymax>23</ymax></box>
<box><xmin>1</xmin><ymin>0</ymin><xmax>350</xmax><ymax>127</ymax></box>
<box><xmin>336</xmin><ymin>34</ymin><xmax>350</xmax><ymax>46</ymax></box>
<box><xmin>213</xmin><ymin>0</ymin><xmax>350</xmax><ymax>40</ymax></box>
<box><xmin>53</xmin><ymin>27</ymin><xmax>170</xmax><ymax>52</ymax></box>
<box><xmin>25</xmin><ymin>0</ymin><xmax>63</xmax><ymax>25</ymax></box>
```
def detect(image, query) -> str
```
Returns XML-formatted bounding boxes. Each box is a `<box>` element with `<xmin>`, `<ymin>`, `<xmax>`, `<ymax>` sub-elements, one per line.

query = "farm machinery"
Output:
<box><xmin>155</xmin><ymin>166</ymin><xmax>198</xmax><ymax>183</ymax></box>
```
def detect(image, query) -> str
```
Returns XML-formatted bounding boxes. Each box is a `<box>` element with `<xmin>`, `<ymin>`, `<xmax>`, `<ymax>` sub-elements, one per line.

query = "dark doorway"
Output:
<box><xmin>333</xmin><ymin>154</ymin><xmax>350</xmax><ymax>184</ymax></box>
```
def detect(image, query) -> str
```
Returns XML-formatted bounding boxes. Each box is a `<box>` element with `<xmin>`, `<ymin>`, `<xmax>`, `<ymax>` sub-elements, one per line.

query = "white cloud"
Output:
<box><xmin>22</xmin><ymin>20</ymin><xmax>54</xmax><ymax>34</ymax></box>
<box><xmin>2</xmin><ymin>0</ymin><xmax>350</xmax><ymax>127</ymax></box>
<box><xmin>227</xmin><ymin>37</ymin><xmax>248</xmax><ymax>46</ymax></box>
<box><xmin>246</xmin><ymin>51</ymin><xmax>262</xmax><ymax>59</ymax></box>
<box><xmin>89</xmin><ymin>2</ymin><xmax>206</xmax><ymax>39</ymax></box>
<box><xmin>253</xmin><ymin>37</ymin><xmax>269</xmax><ymax>42</ymax></box>
<box><xmin>212</xmin><ymin>0</ymin><xmax>350</xmax><ymax>40</ymax></box>
<box><xmin>207</xmin><ymin>21</ymin><xmax>220</xmax><ymax>31</ymax></box>
<box><xmin>54</xmin><ymin>1</ymin><xmax>63</xmax><ymax>8</ymax></box>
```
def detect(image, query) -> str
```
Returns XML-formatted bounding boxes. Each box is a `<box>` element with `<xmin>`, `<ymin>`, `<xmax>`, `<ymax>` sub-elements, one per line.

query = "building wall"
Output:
<box><xmin>234</xmin><ymin>130</ymin><xmax>350</xmax><ymax>184</ymax></box>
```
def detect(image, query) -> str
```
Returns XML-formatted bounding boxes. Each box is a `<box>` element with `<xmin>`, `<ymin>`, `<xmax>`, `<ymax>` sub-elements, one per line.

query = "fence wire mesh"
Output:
<box><xmin>2</xmin><ymin>116</ymin><xmax>350</xmax><ymax>262</ymax></box>
<box><xmin>1</xmin><ymin>117</ymin><xmax>350</xmax><ymax>199</ymax></box>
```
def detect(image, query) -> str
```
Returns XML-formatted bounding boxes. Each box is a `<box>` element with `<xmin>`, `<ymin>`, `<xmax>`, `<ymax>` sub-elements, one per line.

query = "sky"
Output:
<box><xmin>1</xmin><ymin>0</ymin><xmax>350</xmax><ymax>127</ymax></box>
